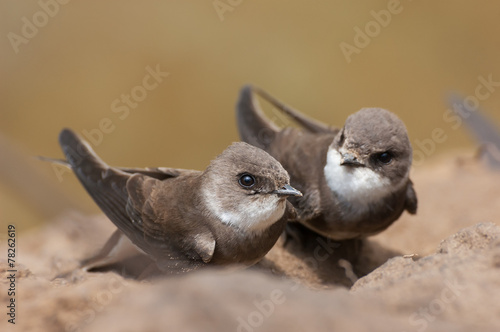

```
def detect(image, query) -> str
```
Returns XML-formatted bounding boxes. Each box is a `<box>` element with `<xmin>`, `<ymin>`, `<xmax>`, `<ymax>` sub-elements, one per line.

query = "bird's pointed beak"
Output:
<box><xmin>273</xmin><ymin>184</ymin><xmax>302</xmax><ymax>197</ymax></box>
<box><xmin>340</xmin><ymin>152</ymin><xmax>364</xmax><ymax>167</ymax></box>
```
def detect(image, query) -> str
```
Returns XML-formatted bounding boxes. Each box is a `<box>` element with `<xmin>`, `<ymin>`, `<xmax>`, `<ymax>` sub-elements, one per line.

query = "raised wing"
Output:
<box><xmin>236</xmin><ymin>85</ymin><xmax>281</xmax><ymax>150</ymax></box>
<box><xmin>252</xmin><ymin>86</ymin><xmax>333</xmax><ymax>133</ymax></box>
<box><xmin>59</xmin><ymin>129</ymin><xmax>215</xmax><ymax>273</ymax></box>
<box><xmin>236</xmin><ymin>85</ymin><xmax>333</xmax><ymax>150</ymax></box>
<box><xmin>449</xmin><ymin>94</ymin><xmax>500</xmax><ymax>169</ymax></box>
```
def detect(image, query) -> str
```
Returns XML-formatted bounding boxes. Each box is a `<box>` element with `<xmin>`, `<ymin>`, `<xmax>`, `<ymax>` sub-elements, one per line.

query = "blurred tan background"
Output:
<box><xmin>2</xmin><ymin>1</ymin><xmax>500</xmax><ymax>231</ymax></box>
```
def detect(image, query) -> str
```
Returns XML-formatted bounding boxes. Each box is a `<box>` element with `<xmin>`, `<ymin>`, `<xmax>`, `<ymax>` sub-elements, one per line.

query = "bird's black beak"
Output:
<box><xmin>340</xmin><ymin>152</ymin><xmax>364</xmax><ymax>167</ymax></box>
<box><xmin>273</xmin><ymin>184</ymin><xmax>302</xmax><ymax>197</ymax></box>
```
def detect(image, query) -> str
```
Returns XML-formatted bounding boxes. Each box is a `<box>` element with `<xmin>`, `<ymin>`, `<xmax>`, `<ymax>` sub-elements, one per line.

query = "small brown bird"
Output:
<box><xmin>236</xmin><ymin>86</ymin><xmax>417</xmax><ymax>240</ymax></box>
<box><xmin>57</xmin><ymin>129</ymin><xmax>301</xmax><ymax>275</ymax></box>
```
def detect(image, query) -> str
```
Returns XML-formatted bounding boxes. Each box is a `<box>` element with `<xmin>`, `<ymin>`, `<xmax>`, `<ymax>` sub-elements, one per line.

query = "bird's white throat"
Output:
<box><xmin>323</xmin><ymin>149</ymin><xmax>392</xmax><ymax>204</ymax></box>
<box><xmin>203</xmin><ymin>188</ymin><xmax>286</xmax><ymax>234</ymax></box>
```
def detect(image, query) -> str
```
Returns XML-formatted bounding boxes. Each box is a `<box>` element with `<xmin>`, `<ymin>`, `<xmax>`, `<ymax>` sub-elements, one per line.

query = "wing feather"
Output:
<box><xmin>59</xmin><ymin>129</ymin><xmax>215</xmax><ymax>272</ymax></box>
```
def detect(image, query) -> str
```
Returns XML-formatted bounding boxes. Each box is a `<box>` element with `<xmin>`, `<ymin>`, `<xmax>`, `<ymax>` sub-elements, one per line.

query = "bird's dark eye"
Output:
<box><xmin>238</xmin><ymin>174</ymin><xmax>256</xmax><ymax>188</ymax></box>
<box><xmin>376</xmin><ymin>151</ymin><xmax>393</xmax><ymax>164</ymax></box>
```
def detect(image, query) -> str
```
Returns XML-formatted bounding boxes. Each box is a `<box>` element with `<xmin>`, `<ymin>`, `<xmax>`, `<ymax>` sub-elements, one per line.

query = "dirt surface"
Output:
<box><xmin>1</xmin><ymin>153</ymin><xmax>500</xmax><ymax>332</ymax></box>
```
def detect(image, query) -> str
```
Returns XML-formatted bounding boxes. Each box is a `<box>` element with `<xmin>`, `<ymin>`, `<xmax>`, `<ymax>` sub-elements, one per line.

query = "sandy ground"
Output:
<box><xmin>1</xmin><ymin>152</ymin><xmax>500</xmax><ymax>332</ymax></box>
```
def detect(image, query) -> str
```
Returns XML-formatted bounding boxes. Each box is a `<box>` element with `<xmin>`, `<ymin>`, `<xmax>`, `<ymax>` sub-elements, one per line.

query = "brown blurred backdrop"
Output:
<box><xmin>2</xmin><ymin>1</ymin><xmax>500</xmax><ymax>231</ymax></box>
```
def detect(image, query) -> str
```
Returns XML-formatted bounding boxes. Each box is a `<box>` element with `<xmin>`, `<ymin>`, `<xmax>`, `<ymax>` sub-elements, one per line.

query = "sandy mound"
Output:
<box><xmin>1</xmin><ymin>154</ymin><xmax>499</xmax><ymax>331</ymax></box>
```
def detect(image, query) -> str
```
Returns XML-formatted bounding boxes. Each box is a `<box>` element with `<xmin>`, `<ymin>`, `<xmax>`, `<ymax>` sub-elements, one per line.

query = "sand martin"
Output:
<box><xmin>236</xmin><ymin>86</ymin><xmax>417</xmax><ymax>240</ymax></box>
<box><xmin>56</xmin><ymin>129</ymin><xmax>302</xmax><ymax>274</ymax></box>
